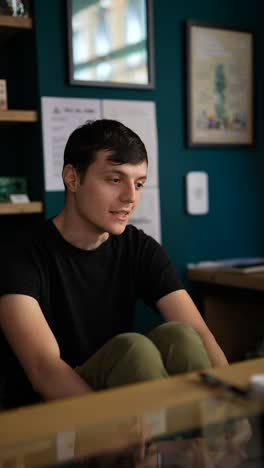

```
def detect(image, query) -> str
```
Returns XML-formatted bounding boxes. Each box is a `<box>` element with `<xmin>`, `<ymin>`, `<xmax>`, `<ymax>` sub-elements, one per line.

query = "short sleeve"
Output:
<box><xmin>0</xmin><ymin>245</ymin><xmax>40</xmax><ymax>301</ymax></box>
<box><xmin>136</xmin><ymin>232</ymin><xmax>184</xmax><ymax>306</ymax></box>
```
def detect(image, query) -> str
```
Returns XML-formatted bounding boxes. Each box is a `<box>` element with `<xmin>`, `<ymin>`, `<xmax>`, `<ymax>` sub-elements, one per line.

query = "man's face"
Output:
<box><xmin>71</xmin><ymin>149</ymin><xmax>148</xmax><ymax>236</ymax></box>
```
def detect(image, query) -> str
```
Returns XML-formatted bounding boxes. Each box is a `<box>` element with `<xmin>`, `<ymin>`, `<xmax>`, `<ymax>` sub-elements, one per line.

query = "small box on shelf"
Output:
<box><xmin>9</xmin><ymin>193</ymin><xmax>30</xmax><ymax>203</ymax></box>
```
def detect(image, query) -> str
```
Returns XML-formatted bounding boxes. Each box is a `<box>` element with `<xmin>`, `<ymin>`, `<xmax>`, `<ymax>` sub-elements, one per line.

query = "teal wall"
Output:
<box><xmin>33</xmin><ymin>0</ymin><xmax>264</xmax><ymax>282</ymax></box>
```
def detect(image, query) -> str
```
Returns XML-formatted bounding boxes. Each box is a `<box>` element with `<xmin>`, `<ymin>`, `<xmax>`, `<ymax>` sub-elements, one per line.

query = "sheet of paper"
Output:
<box><xmin>130</xmin><ymin>187</ymin><xmax>161</xmax><ymax>243</ymax></box>
<box><xmin>102</xmin><ymin>99</ymin><xmax>161</xmax><ymax>242</ymax></box>
<box><xmin>102</xmin><ymin>99</ymin><xmax>158</xmax><ymax>188</ymax></box>
<box><xmin>41</xmin><ymin>97</ymin><xmax>102</xmax><ymax>191</ymax></box>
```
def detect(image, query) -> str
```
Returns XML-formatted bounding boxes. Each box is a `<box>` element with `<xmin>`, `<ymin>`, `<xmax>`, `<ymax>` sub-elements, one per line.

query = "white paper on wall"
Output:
<box><xmin>102</xmin><ymin>99</ymin><xmax>161</xmax><ymax>242</ymax></box>
<box><xmin>102</xmin><ymin>99</ymin><xmax>159</xmax><ymax>188</ymax></box>
<box><xmin>41</xmin><ymin>97</ymin><xmax>102</xmax><ymax>191</ymax></box>
<box><xmin>129</xmin><ymin>187</ymin><xmax>161</xmax><ymax>243</ymax></box>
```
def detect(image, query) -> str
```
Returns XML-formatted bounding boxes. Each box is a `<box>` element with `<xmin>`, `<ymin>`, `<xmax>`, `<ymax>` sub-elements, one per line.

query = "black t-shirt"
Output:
<box><xmin>0</xmin><ymin>220</ymin><xmax>183</xmax><ymax>408</ymax></box>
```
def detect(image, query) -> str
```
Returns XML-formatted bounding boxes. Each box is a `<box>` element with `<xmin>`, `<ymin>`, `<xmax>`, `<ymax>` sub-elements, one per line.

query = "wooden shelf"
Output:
<box><xmin>0</xmin><ymin>201</ymin><xmax>43</xmax><ymax>215</ymax></box>
<box><xmin>0</xmin><ymin>16</ymin><xmax>43</xmax><ymax>219</ymax></box>
<box><xmin>0</xmin><ymin>110</ymin><xmax>38</xmax><ymax>123</ymax></box>
<box><xmin>0</xmin><ymin>15</ymin><xmax>32</xmax><ymax>30</ymax></box>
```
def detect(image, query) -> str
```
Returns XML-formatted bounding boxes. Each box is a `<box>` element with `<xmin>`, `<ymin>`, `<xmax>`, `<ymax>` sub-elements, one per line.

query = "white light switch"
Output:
<box><xmin>185</xmin><ymin>172</ymin><xmax>209</xmax><ymax>215</ymax></box>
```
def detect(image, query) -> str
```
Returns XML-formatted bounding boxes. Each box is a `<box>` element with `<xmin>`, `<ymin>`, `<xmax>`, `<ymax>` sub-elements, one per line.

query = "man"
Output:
<box><xmin>0</xmin><ymin>119</ymin><xmax>228</xmax><ymax>410</ymax></box>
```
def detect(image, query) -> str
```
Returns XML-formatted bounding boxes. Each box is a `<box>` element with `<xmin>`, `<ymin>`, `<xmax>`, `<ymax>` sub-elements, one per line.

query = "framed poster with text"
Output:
<box><xmin>186</xmin><ymin>20</ymin><xmax>254</xmax><ymax>147</ymax></box>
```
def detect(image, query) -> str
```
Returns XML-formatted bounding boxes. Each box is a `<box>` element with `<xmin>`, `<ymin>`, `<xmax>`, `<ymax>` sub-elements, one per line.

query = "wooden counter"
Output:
<box><xmin>188</xmin><ymin>267</ymin><xmax>264</xmax><ymax>292</ymax></box>
<box><xmin>0</xmin><ymin>358</ymin><xmax>263</xmax><ymax>467</ymax></box>
<box><xmin>188</xmin><ymin>267</ymin><xmax>264</xmax><ymax>362</ymax></box>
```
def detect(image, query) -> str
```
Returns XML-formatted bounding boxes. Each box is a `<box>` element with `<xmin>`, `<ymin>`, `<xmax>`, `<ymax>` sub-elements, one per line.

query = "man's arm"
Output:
<box><xmin>157</xmin><ymin>289</ymin><xmax>228</xmax><ymax>367</ymax></box>
<box><xmin>0</xmin><ymin>294</ymin><xmax>92</xmax><ymax>401</ymax></box>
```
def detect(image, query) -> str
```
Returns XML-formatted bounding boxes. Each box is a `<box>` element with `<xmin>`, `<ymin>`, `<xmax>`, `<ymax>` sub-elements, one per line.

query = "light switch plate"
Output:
<box><xmin>185</xmin><ymin>171</ymin><xmax>209</xmax><ymax>215</ymax></box>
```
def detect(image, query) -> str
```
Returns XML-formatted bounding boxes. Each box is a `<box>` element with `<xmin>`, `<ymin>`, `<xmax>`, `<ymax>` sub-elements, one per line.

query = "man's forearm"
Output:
<box><xmin>31</xmin><ymin>358</ymin><xmax>93</xmax><ymax>401</ymax></box>
<box><xmin>202</xmin><ymin>331</ymin><xmax>228</xmax><ymax>368</ymax></box>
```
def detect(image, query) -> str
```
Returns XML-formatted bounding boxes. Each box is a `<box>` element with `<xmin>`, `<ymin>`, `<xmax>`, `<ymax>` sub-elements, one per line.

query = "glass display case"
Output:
<box><xmin>0</xmin><ymin>358</ymin><xmax>263</xmax><ymax>467</ymax></box>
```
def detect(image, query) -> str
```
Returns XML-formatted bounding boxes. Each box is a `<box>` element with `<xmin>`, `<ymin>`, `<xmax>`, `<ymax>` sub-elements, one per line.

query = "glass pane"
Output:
<box><xmin>69</xmin><ymin>0</ymin><xmax>153</xmax><ymax>87</ymax></box>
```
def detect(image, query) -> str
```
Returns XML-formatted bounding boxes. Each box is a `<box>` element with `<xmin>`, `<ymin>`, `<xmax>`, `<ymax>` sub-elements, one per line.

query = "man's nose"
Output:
<box><xmin>120</xmin><ymin>183</ymin><xmax>136</xmax><ymax>203</ymax></box>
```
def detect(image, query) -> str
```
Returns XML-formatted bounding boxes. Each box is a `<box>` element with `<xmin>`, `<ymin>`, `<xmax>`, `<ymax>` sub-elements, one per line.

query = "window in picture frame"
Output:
<box><xmin>66</xmin><ymin>0</ymin><xmax>155</xmax><ymax>89</ymax></box>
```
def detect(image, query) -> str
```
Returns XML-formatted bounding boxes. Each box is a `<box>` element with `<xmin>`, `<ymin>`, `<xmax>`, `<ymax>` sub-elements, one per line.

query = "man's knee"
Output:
<box><xmin>104</xmin><ymin>332</ymin><xmax>167</xmax><ymax>386</ymax></box>
<box><xmin>77</xmin><ymin>332</ymin><xmax>167</xmax><ymax>390</ymax></box>
<box><xmin>149</xmin><ymin>322</ymin><xmax>211</xmax><ymax>373</ymax></box>
<box><xmin>113</xmin><ymin>332</ymin><xmax>161</xmax><ymax>361</ymax></box>
<box><xmin>149</xmin><ymin>321</ymin><xmax>202</xmax><ymax>344</ymax></box>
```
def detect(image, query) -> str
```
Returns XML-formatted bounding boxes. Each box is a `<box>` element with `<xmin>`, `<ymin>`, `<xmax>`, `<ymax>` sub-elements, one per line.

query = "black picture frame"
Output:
<box><xmin>66</xmin><ymin>0</ymin><xmax>155</xmax><ymax>89</ymax></box>
<box><xmin>186</xmin><ymin>20</ymin><xmax>255</xmax><ymax>147</ymax></box>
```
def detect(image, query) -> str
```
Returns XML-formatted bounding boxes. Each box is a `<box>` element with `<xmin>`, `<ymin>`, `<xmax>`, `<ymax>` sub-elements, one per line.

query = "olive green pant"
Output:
<box><xmin>76</xmin><ymin>322</ymin><xmax>211</xmax><ymax>390</ymax></box>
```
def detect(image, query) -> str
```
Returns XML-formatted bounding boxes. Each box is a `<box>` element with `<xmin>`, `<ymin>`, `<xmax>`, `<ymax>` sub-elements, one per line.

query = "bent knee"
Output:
<box><xmin>171</xmin><ymin>322</ymin><xmax>203</xmax><ymax>343</ymax></box>
<box><xmin>114</xmin><ymin>332</ymin><xmax>160</xmax><ymax>356</ymax></box>
<box><xmin>149</xmin><ymin>322</ymin><xmax>211</xmax><ymax>372</ymax></box>
<box><xmin>150</xmin><ymin>321</ymin><xmax>203</xmax><ymax>345</ymax></box>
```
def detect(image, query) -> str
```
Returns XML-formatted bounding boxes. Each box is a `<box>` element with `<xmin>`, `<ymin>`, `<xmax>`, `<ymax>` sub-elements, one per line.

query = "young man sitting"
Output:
<box><xmin>0</xmin><ymin>119</ymin><xmax>228</xmax><ymax>410</ymax></box>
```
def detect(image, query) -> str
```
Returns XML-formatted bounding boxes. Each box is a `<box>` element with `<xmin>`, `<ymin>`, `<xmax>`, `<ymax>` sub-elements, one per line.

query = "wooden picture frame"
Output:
<box><xmin>66</xmin><ymin>0</ymin><xmax>155</xmax><ymax>89</ymax></box>
<box><xmin>186</xmin><ymin>20</ymin><xmax>254</xmax><ymax>147</ymax></box>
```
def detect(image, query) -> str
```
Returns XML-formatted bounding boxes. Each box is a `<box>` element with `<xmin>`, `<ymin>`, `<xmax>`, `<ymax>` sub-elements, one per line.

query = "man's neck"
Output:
<box><xmin>53</xmin><ymin>211</ymin><xmax>109</xmax><ymax>251</ymax></box>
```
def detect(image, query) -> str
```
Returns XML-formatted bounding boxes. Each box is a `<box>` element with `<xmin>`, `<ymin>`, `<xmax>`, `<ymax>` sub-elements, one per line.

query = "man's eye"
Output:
<box><xmin>136</xmin><ymin>182</ymin><xmax>144</xmax><ymax>190</ymax></box>
<box><xmin>110</xmin><ymin>178</ymin><xmax>120</xmax><ymax>183</ymax></box>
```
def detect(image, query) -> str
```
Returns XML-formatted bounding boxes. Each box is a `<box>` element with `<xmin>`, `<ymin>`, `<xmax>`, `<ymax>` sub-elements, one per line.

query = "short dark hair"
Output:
<box><xmin>63</xmin><ymin>119</ymin><xmax>148</xmax><ymax>178</ymax></box>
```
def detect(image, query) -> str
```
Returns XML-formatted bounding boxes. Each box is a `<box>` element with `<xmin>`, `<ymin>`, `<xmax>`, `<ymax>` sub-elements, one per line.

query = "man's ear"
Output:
<box><xmin>63</xmin><ymin>164</ymin><xmax>79</xmax><ymax>192</ymax></box>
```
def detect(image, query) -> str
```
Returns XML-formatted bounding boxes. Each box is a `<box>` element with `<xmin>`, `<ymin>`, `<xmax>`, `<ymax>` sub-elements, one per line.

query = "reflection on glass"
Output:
<box><xmin>44</xmin><ymin>406</ymin><xmax>261</xmax><ymax>467</ymax></box>
<box><xmin>1</xmin><ymin>380</ymin><xmax>263</xmax><ymax>467</ymax></box>
<box><xmin>68</xmin><ymin>0</ymin><xmax>153</xmax><ymax>87</ymax></box>
<box><xmin>88</xmin><ymin>392</ymin><xmax>260</xmax><ymax>468</ymax></box>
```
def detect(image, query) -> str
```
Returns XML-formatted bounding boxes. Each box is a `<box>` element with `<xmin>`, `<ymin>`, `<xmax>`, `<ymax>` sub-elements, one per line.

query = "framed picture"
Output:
<box><xmin>66</xmin><ymin>0</ymin><xmax>155</xmax><ymax>89</ymax></box>
<box><xmin>186</xmin><ymin>20</ymin><xmax>254</xmax><ymax>147</ymax></box>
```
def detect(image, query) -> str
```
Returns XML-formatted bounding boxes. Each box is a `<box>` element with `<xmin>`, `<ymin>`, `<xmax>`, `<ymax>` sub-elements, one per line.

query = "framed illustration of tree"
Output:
<box><xmin>186</xmin><ymin>20</ymin><xmax>254</xmax><ymax>147</ymax></box>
